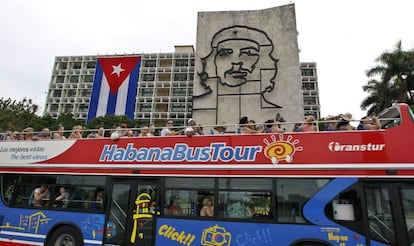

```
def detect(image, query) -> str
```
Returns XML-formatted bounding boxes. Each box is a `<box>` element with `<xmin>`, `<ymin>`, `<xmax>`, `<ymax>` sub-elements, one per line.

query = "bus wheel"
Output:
<box><xmin>48</xmin><ymin>226</ymin><xmax>83</xmax><ymax>246</ymax></box>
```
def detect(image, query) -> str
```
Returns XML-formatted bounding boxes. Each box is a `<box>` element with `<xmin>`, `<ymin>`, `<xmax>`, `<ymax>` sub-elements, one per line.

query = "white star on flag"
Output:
<box><xmin>111</xmin><ymin>63</ymin><xmax>125</xmax><ymax>77</ymax></box>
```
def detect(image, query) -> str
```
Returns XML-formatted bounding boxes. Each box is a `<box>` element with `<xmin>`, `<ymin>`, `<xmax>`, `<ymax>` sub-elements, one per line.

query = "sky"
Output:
<box><xmin>0</xmin><ymin>0</ymin><xmax>413</xmax><ymax>121</ymax></box>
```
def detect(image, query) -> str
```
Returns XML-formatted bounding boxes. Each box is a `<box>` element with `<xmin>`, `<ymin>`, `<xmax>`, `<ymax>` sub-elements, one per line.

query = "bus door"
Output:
<box><xmin>105</xmin><ymin>179</ymin><xmax>159</xmax><ymax>246</ymax></box>
<box><xmin>363</xmin><ymin>181</ymin><xmax>414</xmax><ymax>246</ymax></box>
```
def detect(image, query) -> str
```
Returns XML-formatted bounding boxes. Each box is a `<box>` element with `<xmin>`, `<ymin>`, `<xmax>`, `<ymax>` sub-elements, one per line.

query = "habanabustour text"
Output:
<box><xmin>99</xmin><ymin>143</ymin><xmax>262</xmax><ymax>162</ymax></box>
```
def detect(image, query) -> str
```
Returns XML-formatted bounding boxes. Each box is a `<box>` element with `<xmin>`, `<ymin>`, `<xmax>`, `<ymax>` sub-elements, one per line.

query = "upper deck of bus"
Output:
<box><xmin>0</xmin><ymin>103</ymin><xmax>413</xmax><ymax>176</ymax></box>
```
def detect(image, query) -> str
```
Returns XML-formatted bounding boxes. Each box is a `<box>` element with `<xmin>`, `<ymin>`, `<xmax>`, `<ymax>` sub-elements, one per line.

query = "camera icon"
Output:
<box><xmin>201</xmin><ymin>225</ymin><xmax>231</xmax><ymax>246</ymax></box>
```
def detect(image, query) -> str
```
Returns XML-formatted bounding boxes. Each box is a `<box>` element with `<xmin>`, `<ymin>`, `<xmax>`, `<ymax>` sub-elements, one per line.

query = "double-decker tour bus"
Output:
<box><xmin>0</xmin><ymin>103</ymin><xmax>413</xmax><ymax>246</ymax></box>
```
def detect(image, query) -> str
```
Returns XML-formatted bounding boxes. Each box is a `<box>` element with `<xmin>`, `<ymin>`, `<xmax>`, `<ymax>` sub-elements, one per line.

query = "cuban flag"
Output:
<box><xmin>87</xmin><ymin>56</ymin><xmax>141</xmax><ymax>122</ymax></box>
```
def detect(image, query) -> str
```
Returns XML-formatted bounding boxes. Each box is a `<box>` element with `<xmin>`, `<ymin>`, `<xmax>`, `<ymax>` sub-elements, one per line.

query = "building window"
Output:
<box><xmin>276</xmin><ymin>178</ymin><xmax>329</xmax><ymax>223</ymax></box>
<box><xmin>301</xmin><ymin>69</ymin><xmax>314</xmax><ymax>77</ymax></box>
<box><xmin>70</xmin><ymin>76</ymin><xmax>79</xmax><ymax>83</ymax></box>
<box><xmin>174</xmin><ymin>73</ymin><xmax>187</xmax><ymax>81</ymax></box>
<box><xmin>84</xmin><ymin>75</ymin><xmax>94</xmax><ymax>83</ymax></box>
<box><xmin>140</xmin><ymin>88</ymin><xmax>154</xmax><ymax>97</ymax></box>
<box><xmin>67</xmin><ymin>89</ymin><xmax>77</xmax><ymax>97</ymax></box>
<box><xmin>81</xmin><ymin>89</ymin><xmax>91</xmax><ymax>97</ymax></box>
<box><xmin>139</xmin><ymin>103</ymin><xmax>152</xmax><ymax>112</ymax></box>
<box><xmin>303</xmin><ymin>96</ymin><xmax>317</xmax><ymax>105</ymax></box>
<box><xmin>143</xmin><ymin>60</ymin><xmax>157</xmax><ymax>67</ymax></box>
<box><xmin>171</xmin><ymin>103</ymin><xmax>186</xmax><ymax>112</ymax></box>
<box><xmin>142</xmin><ymin>74</ymin><xmax>155</xmax><ymax>81</ymax></box>
<box><xmin>172</xmin><ymin>88</ymin><xmax>187</xmax><ymax>96</ymax></box>
<box><xmin>56</xmin><ymin>76</ymin><xmax>65</xmax><ymax>83</ymax></box>
<box><xmin>302</xmin><ymin>82</ymin><xmax>315</xmax><ymax>90</ymax></box>
<box><xmin>52</xmin><ymin>90</ymin><xmax>62</xmax><ymax>97</ymax></box>
<box><xmin>164</xmin><ymin>177</ymin><xmax>214</xmax><ymax>217</ymax></box>
<box><xmin>175</xmin><ymin>59</ymin><xmax>189</xmax><ymax>67</ymax></box>
<box><xmin>72</xmin><ymin>62</ymin><xmax>82</xmax><ymax>69</ymax></box>
<box><xmin>86</xmin><ymin>62</ymin><xmax>96</xmax><ymax>69</ymax></box>
<box><xmin>50</xmin><ymin>104</ymin><xmax>59</xmax><ymax>111</ymax></box>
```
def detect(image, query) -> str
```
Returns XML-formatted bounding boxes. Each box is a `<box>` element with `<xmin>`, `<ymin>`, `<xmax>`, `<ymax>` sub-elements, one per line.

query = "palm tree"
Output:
<box><xmin>362</xmin><ymin>40</ymin><xmax>414</xmax><ymax>113</ymax></box>
<box><xmin>360</xmin><ymin>79</ymin><xmax>398</xmax><ymax>115</ymax></box>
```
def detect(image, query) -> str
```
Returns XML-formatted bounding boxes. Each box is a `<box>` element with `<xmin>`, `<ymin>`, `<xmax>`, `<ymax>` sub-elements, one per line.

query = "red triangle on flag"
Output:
<box><xmin>98</xmin><ymin>56</ymin><xmax>140</xmax><ymax>95</ymax></box>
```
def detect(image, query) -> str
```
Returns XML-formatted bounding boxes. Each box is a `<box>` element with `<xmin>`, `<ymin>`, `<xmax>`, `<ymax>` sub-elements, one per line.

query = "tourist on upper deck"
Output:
<box><xmin>52</xmin><ymin>132</ymin><xmax>62</xmax><ymax>140</ymax></box>
<box><xmin>197</xmin><ymin>124</ymin><xmax>204</xmax><ymax>135</ymax></box>
<box><xmin>9</xmin><ymin>131</ymin><xmax>19</xmax><ymax>140</ymax></box>
<box><xmin>3</xmin><ymin>130</ymin><xmax>19</xmax><ymax>141</ymax></box>
<box><xmin>68</xmin><ymin>125</ymin><xmax>84</xmax><ymax>138</ymax></box>
<box><xmin>95</xmin><ymin>127</ymin><xmax>105</xmax><ymax>138</ymax></box>
<box><xmin>210</xmin><ymin>122</ymin><xmax>227</xmax><ymax>135</ymax></box>
<box><xmin>292</xmin><ymin>123</ymin><xmax>301</xmax><ymax>132</ymax></box>
<box><xmin>265</xmin><ymin>119</ymin><xmax>284</xmax><ymax>133</ymax></box>
<box><xmin>149</xmin><ymin>125</ymin><xmax>156</xmax><ymax>136</ymax></box>
<box><xmin>324</xmin><ymin>115</ymin><xmax>338</xmax><ymax>131</ymax></box>
<box><xmin>139</xmin><ymin>126</ymin><xmax>154</xmax><ymax>137</ymax></box>
<box><xmin>299</xmin><ymin>115</ymin><xmax>317</xmax><ymax>132</ymax></box>
<box><xmin>357</xmin><ymin>116</ymin><xmax>381</xmax><ymax>130</ymax></box>
<box><xmin>335</xmin><ymin>113</ymin><xmax>355</xmax><ymax>131</ymax></box>
<box><xmin>239</xmin><ymin>117</ymin><xmax>264</xmax><ymax>134</ymax></box>
<box><xmin>110</xmin><ymin>123</ymin><xmax>129</xmax><ymax>140</ymax></box>
<box><xmin>126</xmin><ymin>130</ymin><xmax>136</xmax><ymax>137</ymax></box>
<box><xmin>185</xmin><ymin>118</ymin><xmax>201</xmax><ymax>137</ymax></box>
<box><xmin>56</xmin><ymin>125</ymin><xmax>66</xmax><ymax>139</ymax></box>
<box><xmin>36</xmin><ymin>128</ymin><xmax>51</xmax><ymax>140</ymax></box>
<box><xmin>22</xmin><ymin>127</ymin><xmax>38</xmax><ymax>140</ymax></box>
<box><xmin>160</xmin><ymin>120</ymin><xmax>181</xmax><ymax>136</ymax></box>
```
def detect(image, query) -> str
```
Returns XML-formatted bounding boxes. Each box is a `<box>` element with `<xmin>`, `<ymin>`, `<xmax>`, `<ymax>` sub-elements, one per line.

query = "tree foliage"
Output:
<box><xmin>0</xmin><ymin>98</ymin><xmax>39</xmax><ymax>132</ymax></box>
<box><xmin>0</xmin><ymin>96</ymin><xmax>142</xmax><ymax>135</ymax></box>
<box><xmin>362</xmin><ymin>40</ymin><xmax>414</xmax><ymax>115</ymax></box>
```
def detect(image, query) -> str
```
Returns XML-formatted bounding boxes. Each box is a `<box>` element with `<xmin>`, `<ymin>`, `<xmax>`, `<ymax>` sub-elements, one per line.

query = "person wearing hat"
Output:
<box><xmin>335</xmin><ymin>113</ymin><xmax>355</xmax><ymax>131</ymax></box>
<box><xmin>185</xmin><ymin>118</ymin><xmax>201</xmax><ymax>137</ymax></box>
<box><xmin>210</xmin><ymin>122</ymin><xmax>227</xmax><ymax>135</ymax></box>
<box><xmin>299</xmin><ymin>115</ymin><xmax>317</xmax><ymax>132</ymax></box>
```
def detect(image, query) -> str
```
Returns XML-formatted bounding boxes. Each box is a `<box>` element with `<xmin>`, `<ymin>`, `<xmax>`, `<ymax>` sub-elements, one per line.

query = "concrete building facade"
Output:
<box><xmin>44</xmin><ymin>4</ymin><xmax>320</xmax><ymax>129</ymax></box>
<box><xmin>192</xmin><ymin>4</ymin><xmax>304</xmax><ymax>132</ymax></box>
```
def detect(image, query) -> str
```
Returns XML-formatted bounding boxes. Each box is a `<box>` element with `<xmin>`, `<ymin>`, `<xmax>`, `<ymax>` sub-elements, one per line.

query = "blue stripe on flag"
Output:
<box><xmin>125</xmin><ymin>60</ymin><xmax>141</xmax><ymax>118</ymax></box>
<box><xmin>106</xmin><ymin>87</ymin><xmax>118</xmax><ymax>115</ymax></box>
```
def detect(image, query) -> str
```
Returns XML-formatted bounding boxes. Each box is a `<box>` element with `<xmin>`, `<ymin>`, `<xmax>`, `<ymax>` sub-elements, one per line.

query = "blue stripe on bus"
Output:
<box><xmin>303</xmin><ymin>177</ymin><xmax>358</xmax><ymax>226</ymax></box>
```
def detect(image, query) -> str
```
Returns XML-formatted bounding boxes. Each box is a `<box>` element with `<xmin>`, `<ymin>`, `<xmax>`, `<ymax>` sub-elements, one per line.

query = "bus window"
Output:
<box><xmin>277</xmin><ymin>178</ymin><xmax>329</xmax><ymax>223</ymax></box>
<box><xmin>364</xmin><ymin>185</ymin><xmax>395</xmax><ymax>245</ymax></box>
<box><xmin>218</xmin><ymin>178</ymin><xmax>272</xmax><ymax>219</ymax></box>
<box><xmin>2</xmin><ymin>174</ymin><xmax>18</xmax><ymax>205</ymax></box>
<box><xmin>165</xmin><ymin>190</ymin><xmax>197</xmax><ymax>216</ymax></box>
<box><xmin>400</xmin><ymin>187</ymin><xmax>414</xmax><ymax>245</ymax></box>
<box><xmin>164</xmin><ymin>177</ymin><xmax>214</xmax><ymax>216</ymax></box>
<box><xmin>10</xmin><ymin>175</ymin><xmax>56</xmax><ymax>207</ymax></box>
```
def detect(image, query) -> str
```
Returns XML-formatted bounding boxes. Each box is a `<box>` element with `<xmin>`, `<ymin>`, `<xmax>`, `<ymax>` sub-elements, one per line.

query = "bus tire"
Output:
<box><xmin>47</xmin><ymin>225</ymin><xmax>83</xmax><ymax>246</ymax></box>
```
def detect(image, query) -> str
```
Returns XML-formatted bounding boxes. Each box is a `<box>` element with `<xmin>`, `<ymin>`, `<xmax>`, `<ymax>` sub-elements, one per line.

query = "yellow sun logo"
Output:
<box><xmin>263</xmin><ymin>134</ymin><xmax>303</xmax><ymax>164</ymax></box>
